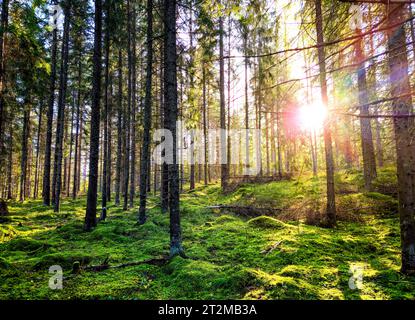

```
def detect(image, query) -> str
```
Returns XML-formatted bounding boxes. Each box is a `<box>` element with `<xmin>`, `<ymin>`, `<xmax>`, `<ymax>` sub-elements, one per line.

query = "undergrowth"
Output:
<box><xmin>0</xmin><ymin>169</ymin><xmax>413</xmax><ymax>300</ymax></box>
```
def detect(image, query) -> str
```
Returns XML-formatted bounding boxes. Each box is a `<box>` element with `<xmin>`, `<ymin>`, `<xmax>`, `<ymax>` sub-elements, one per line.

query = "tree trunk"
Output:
<box><xmin>42</xmin><ymin>8</ymin><xmax>58</xmax><ymax>206</ymax></box>
<box><xmin>315</xmin><ymin>0</ymin><xmax>336</xmax><ymax>227</ymax></box>
<box><xmin>73</xmin><ymin>57</ymin><xmax>82</xmax><ymax>199</ymax></box>
<box><xmin>164</xmin><ymin>0</ymin><xmax>184</xmax><ymax>257</ymax></box>
<box><xmin>123</xmin><ymin>0</ymin><xmax>131</xmax><ymax>211</ymax></box>
<box><xmin>19</xmin><ymin>96</ymin><xmax>31</xmax><ymax>202</ymax></box>
<box><xmin>138</xmin><ymin>0</ymin><xmax>154</xmax><ymax>225</ymax></box>
<box><xmin>129</xmin><ymin>6</ymin><xmax>137</xmax><ymax>208</ymax></box>
<box><xmin>115</xmin><ymin>47</ymin><xmax>123</xmax><ymax>206</ymax></box>
<box><xmin>387</xmin><ymin>3</ymin><xmax>415</xmax><ymax>275</ymax></box>
<box><xmin>355</xmin><ymin>28</ymin><xmax>377</xmax><ymax>191</ymax></box>
<box><xmin>84</xmin><ymin>0</ymin><xmax>103</xmax><ymax>231</ymax></box>
<box><xmin>101</xmin><ymin>0</ymin><xmax>111</xmax><ymax>221</ymax></box>
<box><xmin>219</xmin><ymin>15</ymin><xmax>228</xmax><ymax>190</ymax></box>
<box><xmin>243</xmin><ymin>30</ymin><xmax>250</xmax><ymax>175</ymax></box>
<box><xmin>202</xmin><ymin>63</ymin><xmax>208</xmax><ymax>186</ymax></box>
<box><xmin>33</xmin><ymin>102</ymin><xmax>43</xmax><ymax>199</ymax></box>
<box><xmin>0</xmin><ymin>0</ymin><xmax>9</xmax><ymax>167</ymax></box>
<box><xmin>52</xmin><ymin>6</ymin><xmax>71</xmax><ymax>212</ymax></box>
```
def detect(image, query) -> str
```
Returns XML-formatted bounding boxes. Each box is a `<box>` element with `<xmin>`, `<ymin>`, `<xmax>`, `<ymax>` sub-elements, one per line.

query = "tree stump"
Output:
<box><xmin>0</xmin><ymin>200</ymin><xmax>8</xmax><ymax>216</ymax></box>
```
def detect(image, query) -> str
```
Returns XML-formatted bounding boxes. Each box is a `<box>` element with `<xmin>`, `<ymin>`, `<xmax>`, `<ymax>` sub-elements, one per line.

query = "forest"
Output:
<box><xmin>0</xmin><ymin>0</ymin><xmax>415</xmax><ymax>301</ymax></box>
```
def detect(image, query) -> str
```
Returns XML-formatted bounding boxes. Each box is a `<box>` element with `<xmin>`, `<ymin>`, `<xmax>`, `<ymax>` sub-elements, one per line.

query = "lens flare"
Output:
<box><xmin>299</xmin><ymin>103</ymin><xmax>327</xmax><ymax>132</ymax></box>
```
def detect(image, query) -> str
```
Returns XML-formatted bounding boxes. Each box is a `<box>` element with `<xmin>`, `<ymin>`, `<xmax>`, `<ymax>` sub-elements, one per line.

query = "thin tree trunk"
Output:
<box><xmin>7</xmin><ymin>120</ymin><xmax>12</xmax><ymax>200</ymax></box>
<box><xmin>19</xmin><ymin>97</ymin><xmax>31</xmax><ymax>202</ymax></box>
<box><xmin>202</xmin><ymin>63</ymin><xmax>208</xmax><ymax>186</ymax></box>
<box><xmin>53</xmin><ymin>6</ymin><xmax>71</xmax><ymax>212</ymax></box>
<box><xmin>42</xmin><ymin>8</ymin><xmax>58</xmax><ymax>206</ymax></box>
<box><xmin>123</xmin><ymin>0</ymin><xmax>132</xmax><ymax>211</ymax></box>
<box><xmin>138</xmin><ymin>0</ymin><xmax>154</xmax><ymax>225</ymax></box>
<box><xmin>355</xmin><ymin>27</ymin><xmax>377</xmax><ymax>191</ymax></box>
<box><xmin>115</xmin><ymin>47</ymin><xmax>123</xmax><ymax>206</ymax></box>
<box><xmin>33</xmin><ymin>102</ymin><xmax>43</xmax><ymax>199</ymax></box>
<box><xmin>101</xmin><ymin>0</ymin><xmax>111</xmax><ymax>221</ymax></box>
<box><xmin>129</xmin><ymin>5</ymin><xmax>137</xmax><ymax>208</ymax></box>
<box><xmin>0</xmin><ymin>0</ymin><xmax>9</xmax><ymax>167</ymax></box>
<box><xmin>73</xmin><ymin>57</ymin><xmax>82</xmax><ymax>199</ymax></box>
<box><xmin>219</xmin><ymin>15</ymin><xmax>228</xmax><ymax>190</ymax></box>
<box><xmin>315</xmin><ymin>0</ymin><xmax>336</xmax><ymax>227</ymax></box>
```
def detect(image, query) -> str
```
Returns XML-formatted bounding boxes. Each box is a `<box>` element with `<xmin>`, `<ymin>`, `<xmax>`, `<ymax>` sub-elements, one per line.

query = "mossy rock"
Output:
<box><xmin>247</xmin><ymin>216</ymin><xmax>287</xmax><ymax>229</ymax></box>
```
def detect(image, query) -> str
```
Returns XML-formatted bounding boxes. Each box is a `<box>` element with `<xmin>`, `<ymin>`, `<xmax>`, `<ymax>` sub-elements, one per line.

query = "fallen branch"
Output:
<box><xmin>207</xmin><ymin>205</ymin><xmax>282</xmax><ymax>217</ymax></box>
<box><xmin>261</xmin><ymin>241</ymin><xmax>283</xmax><ymax>255</ymax></box>
<box><xmin>81</xmin><ymin>256</ymin><xmax>170</xmax><ymax>272</ymax></box>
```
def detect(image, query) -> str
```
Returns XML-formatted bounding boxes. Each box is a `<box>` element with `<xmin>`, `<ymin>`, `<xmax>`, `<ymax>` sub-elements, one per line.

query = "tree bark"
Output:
<box><xmin>85</xmin><ymin>0</ymin><xmax>103</xmax><ymax>231</ymax></box>
<box><xmin>387</xmin><ymin>3</ymin><xmax>415</xmax><ymax>275</ymax></box>
<box><xmin>115</xmin><ymin>47</ymin><xmax>123</xmax><ymax>206</ymax></box>
<box><xmin>19</xmin><ymin>96</ymin><xmax>31</xmax><ymax>202</ymax></box>
<box><xmin>52</xmin><ymin>5</ymin><xmax>71</xmax><ymax>212</ymax></box>
<box><xmin>315</xmin><ymin>0</ymin><xmax>336</xmax><ymax>227</ymax></box>
<box><xmin>123</xmin><ymin>0</ymin><xmax>132</xmax><ymax>211</ymax></box>
<box><xmin>138</xmin><ymin>0</ymin><xmax>154</xmax><ymax>225</ymax></box>
<box><xmin>101</xmin><ymin>0</ymin><xmax>111</xmax><ymax>221</ymax></box>
<box><xmin>219</xmin><ymin>15</ymin><xmax>229</xmax><ymax>190</ymax></box>
<box><xmin>164</xmin><ymin>0</ymin><xmax>184</xmax><ymax>257</ymax></box>
<box><xmin>73</xmin><ymin>55</ymin><xmax>82</xmax><ymax>199</ymax></box>
<box><xmin>129</xmin><ymin>5</ymin><xmax>137</xmax><ymax>208</ymax></box>
<box><xmin>0</xmin><ymin>0</ymin><xmax>9</xmax><ymax>167</ymax></box>
<box><xmin>355</xmin><ymin>28</ymin><xmax>377</xmax><ymax>191</ymax></box>
<box><xmin>42</xmin><ymin>6</ymin><xmax>58</xmax><ymax>206</ymax></box>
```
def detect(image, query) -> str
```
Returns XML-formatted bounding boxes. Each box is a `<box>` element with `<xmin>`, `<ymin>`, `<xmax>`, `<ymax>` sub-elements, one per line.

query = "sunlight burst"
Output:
<box><xmin>298</xmin><ymin>103</ymin><xmax>328</xmax><ymax>132</ymax></box>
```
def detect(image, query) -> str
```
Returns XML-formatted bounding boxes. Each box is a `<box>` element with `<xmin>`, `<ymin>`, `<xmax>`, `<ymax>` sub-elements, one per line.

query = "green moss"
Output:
<box><xmin>0</xmin><ymin>168</ymin><xmax>414</xmax><ymax>300</ymax></box>
<box><xmin>247</xmin><ymin>216</ymin><xmax>288</xmax><ymax>229</ymax></box>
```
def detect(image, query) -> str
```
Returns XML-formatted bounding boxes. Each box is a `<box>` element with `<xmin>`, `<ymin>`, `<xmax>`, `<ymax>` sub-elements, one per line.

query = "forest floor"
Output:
<box><xmin>1</xmin><ymin>168</ymin><xmax>415</xmax><ymax>300</ymax></box>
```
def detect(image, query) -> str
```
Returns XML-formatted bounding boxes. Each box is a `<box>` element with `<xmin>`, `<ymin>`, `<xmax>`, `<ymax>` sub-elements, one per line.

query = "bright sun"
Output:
<box><xmin>298</xmin><ymin>103</ymin><xmax>328</xmax><ymax>132</ymax></box>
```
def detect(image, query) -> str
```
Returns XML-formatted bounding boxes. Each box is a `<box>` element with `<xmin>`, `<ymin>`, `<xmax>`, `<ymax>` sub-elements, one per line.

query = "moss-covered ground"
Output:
<box><xmin>1</xmin><ymin>168</ymin><xmax>414</xmax><ymax>300</ymax></box>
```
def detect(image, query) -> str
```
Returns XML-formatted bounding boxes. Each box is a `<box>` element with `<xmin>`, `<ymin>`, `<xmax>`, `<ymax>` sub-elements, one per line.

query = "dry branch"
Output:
<box><xmin>81</xmin><ymin>256</ymin><xmax>169</xmax><ymax>272</ymax></box>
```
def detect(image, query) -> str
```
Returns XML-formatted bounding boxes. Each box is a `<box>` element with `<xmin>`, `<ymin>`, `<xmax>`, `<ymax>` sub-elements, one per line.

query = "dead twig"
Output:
<box><xmin>261</xmin><ymin>241</ymin><xmax>283</xmax><ymax>255</ymax></box>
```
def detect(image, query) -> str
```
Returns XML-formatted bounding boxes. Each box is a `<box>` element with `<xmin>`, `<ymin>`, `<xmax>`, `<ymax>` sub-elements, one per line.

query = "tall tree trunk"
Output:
<box><xmin>42</xmin><ymin>9</ymin><xmax>58</xmax><ymax>206</ymax></box>
<box><xmin>19</xmin><ymin>96</ymin><xmax>31</xmax><ymax>202</ymax></box>
<box><xmin>138</xmin><ymin>0</ymin><xmax>154</xmax><ymax>225</ymax></box>
<box><xmin>243</xmin><ymin>30</ymin><xmax>250</xmax><ymax>175</ymax></box>
<box><xmin>115</xmin><ymin>47</ymin><xmax>123</xmax><ymax>206</ymax></box>
<box><xmin>73</xmin><ymin>57</ymin><xmax>82</xmax><ymax>199</ymax></box>
<box><xmin>33</xmin><ymin>102</ymin><xmax>43</xmax><ymax>199</ymax></box>
<box><xmin>52</xmin><ymin>6</ymin><xmax>71</xmax><ymax>212</ymax></box>
<box><xmin>160</xmin><ymin>39</ymin><xmax>169</xmax><ymax>213</ymax></box>
<box><xmin>84</xmin><ymin>0</ymin><xmax>103</xmax><ymax>231</ymax></box>
<box><xmin>387</xmin><ymin>3</ymin><xmax>415</xmax><ymax>275</ymax></box>
<box><xmin>355</xmin><ymin>27</ymin><xmax>377</xmax><ymax>191</ymax></box>
<box><xmin>0</xmin><ymin>0</ymin><xmax>9</xmax><ymax>168</ymax></box>
<box><xmin>123</xmin><ymin>0</ymin><xmax>132</xmax><ymax>211</ymax></box>
<box><xmin>101</xmin><ymin>0</ymin><xmax>111</xmax><ymax>221</ymax></box>
<box><xmin>7</xmin><ymin>119</ymin><xmax>12</xmax><ymax>200</ymax></box>
<box><xmin>66</xmin><ymin>93</ymin><xmax>75</xmax><ymax>197</ymax></box>
<box><xmin>202</xmin><ymin>62</ymin><xmax>208</xmax><ymax>186</ymax></box>
<box><xmin>164</xmin><ymin>0</ymin><xmax>184</xmax><ymax>257</ymax></box>
<box><xmin>129</xmin><ymin>5</ymin><xmax>137</xmax><ymax>208</ymax></box>
<box><xmin>315</xmin><ymin>0</ymin><xmax>336</xmax><ymax>227</ymax></box>
<box><xmin>219</xmin><ymin>14</ymin><xmax>228</xmax><ymax>190</ymax></box>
